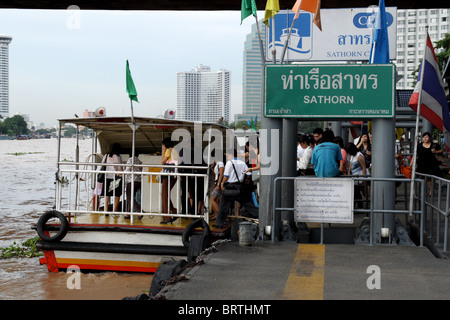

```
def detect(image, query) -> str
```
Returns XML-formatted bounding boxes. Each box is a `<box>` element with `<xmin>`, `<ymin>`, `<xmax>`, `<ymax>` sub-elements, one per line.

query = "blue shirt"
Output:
<box><xmin>311</xmin><ymin>142</ymin><xmax>342</xmax><ymax>177</ymax></box>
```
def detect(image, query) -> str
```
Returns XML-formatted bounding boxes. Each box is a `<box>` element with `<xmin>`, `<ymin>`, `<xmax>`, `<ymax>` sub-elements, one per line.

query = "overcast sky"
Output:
<box><xmin>0</xmin><ymin>9</ymin><xmax>261</xmax><ymax>127</ymax></box>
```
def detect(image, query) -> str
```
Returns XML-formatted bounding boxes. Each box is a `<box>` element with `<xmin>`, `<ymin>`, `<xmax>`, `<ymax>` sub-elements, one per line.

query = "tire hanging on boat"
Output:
<box><xmin>149</xmin><ymin>259</ymin><xmax>188</xmax><ymax>297</ymax></box>
<box><xmin>182</xmin><ymin>219</ymin><xmax>211</xmax><ymax>262</ymax></box>
<box><xmin>182</xmin><ymin>218</ymin><xmax>211</xmax><ymax>247</ymax></box>
<box><xmin>36</xmin><ymin>210</ymin><xmax>69</xmax><ymax>242</ymax></box>
<box><xmin>187</xmin><ymin>234</ymin><xmax>211</xmax><ymax>262</ymax></box>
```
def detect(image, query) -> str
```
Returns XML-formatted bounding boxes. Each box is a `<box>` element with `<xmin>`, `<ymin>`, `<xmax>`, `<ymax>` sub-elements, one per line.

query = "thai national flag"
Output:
<box><xmin>409</xmin><ymin>33</ymin><xmax>450</xmax><ymax>151</ymax></box>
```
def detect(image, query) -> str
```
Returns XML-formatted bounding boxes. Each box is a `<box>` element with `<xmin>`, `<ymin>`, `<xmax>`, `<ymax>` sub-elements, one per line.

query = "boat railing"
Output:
<box><xmin>55</xmin><ymin>161</ymin><xmax>211</xmax><ymax>224</ymax></box>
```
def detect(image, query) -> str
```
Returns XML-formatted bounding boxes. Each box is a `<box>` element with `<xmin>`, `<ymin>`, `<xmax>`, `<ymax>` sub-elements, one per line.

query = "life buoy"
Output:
<box><xmin>182</xmin><ymin>218</ymin><xmax>210</xmax><ymax>248</ymax></box>
<box><xmin>36</xmin><ymin>210</ymin><xmax>69</xmax><ymax>242</ymax></box>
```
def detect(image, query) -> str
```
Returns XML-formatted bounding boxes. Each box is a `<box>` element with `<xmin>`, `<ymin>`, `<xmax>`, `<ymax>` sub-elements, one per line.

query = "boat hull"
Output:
<box><xmin>36</xmin><ymin>220</ymin><xmax>229</xmax><ymax>273</ymax></box>
<box><xmin>37</xmin><ymin>225</ymin><xmax>188</xmax><ymax>273</ymax></box>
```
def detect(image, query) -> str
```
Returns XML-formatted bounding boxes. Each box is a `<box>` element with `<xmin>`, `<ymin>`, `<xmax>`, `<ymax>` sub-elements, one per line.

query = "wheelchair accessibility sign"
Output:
<box><xmin>266</xmin><ymin>11</ymin><xmax>313</xmax><ymax>61</ymax></box>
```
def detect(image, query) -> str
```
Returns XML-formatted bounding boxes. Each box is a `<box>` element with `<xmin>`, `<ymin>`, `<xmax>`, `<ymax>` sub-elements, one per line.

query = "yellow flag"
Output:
<box><xmin>263</xmin><ymin>0</ymin><xmax>280</xmax><ymax>27</ymax></box>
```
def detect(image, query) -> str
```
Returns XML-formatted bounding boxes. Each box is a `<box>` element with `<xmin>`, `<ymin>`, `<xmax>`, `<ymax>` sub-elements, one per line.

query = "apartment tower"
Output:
<box><xmin>177</xmin><ymin>65</ymin><xmax>230</xmax><ymax>123</ymax></box>
<box><xmin>0</xmin><ymin>35</ymin><xmax>12</xmax><ymax>119</ymax></box>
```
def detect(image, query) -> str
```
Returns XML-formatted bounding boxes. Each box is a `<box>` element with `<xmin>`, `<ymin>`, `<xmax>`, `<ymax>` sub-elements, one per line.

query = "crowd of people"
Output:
<box><xmin>94</xmin><ymin>138</ymin><xmax>261</xmax><ymax>226</ymax></box>
<box><xmin>296</xmin><ymin>127</ymin><xmax>370</xmax><ymax>178</ymax></box>
<box><xmin>94</xmin><ymin>128</ymin><xmax>445</xmax><ymax>225</ymax></box>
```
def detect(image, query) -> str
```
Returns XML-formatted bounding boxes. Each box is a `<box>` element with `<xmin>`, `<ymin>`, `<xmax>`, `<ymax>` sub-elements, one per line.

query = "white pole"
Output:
<box><xmin>409</xmin><ymin>27</ymin><xmax>429</xmax><ymax>217</ymax></box>
<box><xmin>254</xmin><ymin>16</ymin><xmax>266</xmax><ymax>63</ymax></box>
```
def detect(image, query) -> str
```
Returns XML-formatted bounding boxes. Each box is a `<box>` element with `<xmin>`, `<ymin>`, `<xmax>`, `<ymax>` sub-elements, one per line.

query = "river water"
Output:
<box><xmin>0</xmin><ymin>138</ymin><xmax>151</xmax><ymax>300</ymax></box>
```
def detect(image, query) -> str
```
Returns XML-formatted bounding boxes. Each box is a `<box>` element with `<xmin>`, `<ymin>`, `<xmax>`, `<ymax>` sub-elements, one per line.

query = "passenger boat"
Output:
<box><xmin>35</xmin><ymin>115</ymin><xmax>237</xmax><ymax>273</ymax></box>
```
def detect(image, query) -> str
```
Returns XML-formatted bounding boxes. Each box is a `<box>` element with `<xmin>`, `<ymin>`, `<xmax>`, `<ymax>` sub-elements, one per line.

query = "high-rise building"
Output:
<box><xmin>235</xmin><ymin>21</ymin><xmax>266</xmax><ymax>123</ymax></box>
<box><xmin>177</xmin><ymin>65</ymin><xmax>230</xmax><ymax>123</ymax></box>
<box><xmin>0</xmin><ymin>35</ymin><xmax>12</xmax><ymax>119</ymax></box>
<box><xmin>396</xmin><ymin>9</ymin><xmax>450</xmax><ymax>89</ymax></box>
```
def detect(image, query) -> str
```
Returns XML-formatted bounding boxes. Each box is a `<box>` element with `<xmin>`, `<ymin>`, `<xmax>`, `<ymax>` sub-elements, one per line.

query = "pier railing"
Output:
<box><xmin>272</xmin><ymin>176</ymin><xmax>427</xmax><ymax>246</ymax></box>
<box><xmin>415</xmin><ymin>172</ymin><xmax>450</xmax><ymax>252</ymax></box>
<box><xmin>55</xmin><ymin>161</ymin><xmax>211</xmax><ymax>224</ymax></box>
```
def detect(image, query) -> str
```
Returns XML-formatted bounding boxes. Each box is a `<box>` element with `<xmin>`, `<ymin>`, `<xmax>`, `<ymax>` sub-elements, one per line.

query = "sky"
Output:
<box><xmin>0</xmin><ymin>9</ymin><xmax>261</xmax><ymax>127</ymax></box>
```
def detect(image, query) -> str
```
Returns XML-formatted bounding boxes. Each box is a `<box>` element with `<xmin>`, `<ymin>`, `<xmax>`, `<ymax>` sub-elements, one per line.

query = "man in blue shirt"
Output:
<box><xmin>311</xmin><ymin>129</ymin><xmax>342</xmax><ymax>177</ymax></box>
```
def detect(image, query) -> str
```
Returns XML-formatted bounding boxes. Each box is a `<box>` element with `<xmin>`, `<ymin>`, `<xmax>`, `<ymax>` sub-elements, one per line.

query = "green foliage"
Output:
<box><xmin>435</xmin><ymin>33</ymin><xmax>450</xmax><ymax>69</ymax></box>
<box><xmin>0</xmin><ymin>115</ymin><xmax>30</xmax><ymax>136</ymax></box>
<box><xmin>0</xmin><ymin>236</ymin><xmax>43</xmax><ymax>259</ymax></box>
<box><xmin>6</xmin><ymin>152</ymin><xmax>44</xmax><ymax>156</ymax></box>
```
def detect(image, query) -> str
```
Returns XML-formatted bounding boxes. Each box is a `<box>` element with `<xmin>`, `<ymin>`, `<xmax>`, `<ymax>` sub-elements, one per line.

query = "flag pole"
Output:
<box><xmin>280</xmin><ymin>2</ymin><xmax>302</xmax><ymax>64</ymax></box>
<box><xmin>280</xmin><ymin>16</ymin><xmax>296</xmax><ymax>64</ymax></box>
<box><xmin>130</xmin><ymin>98</ymin><xmax>136</xmax><ymax>223</ymax></box>
<box><xmin>254</xmin><ymin>16</ymin><xmax>266</xmax><ymax>63</ymax></box>
<box><xmin>272</xmin><ymin>16</ymin><xmax>276</xmax><ymax>63</ymax></box>
<box><xmin>408</xmin><ymin>26</ymin><xmax>428</xmax><ymax>217</ymax></box>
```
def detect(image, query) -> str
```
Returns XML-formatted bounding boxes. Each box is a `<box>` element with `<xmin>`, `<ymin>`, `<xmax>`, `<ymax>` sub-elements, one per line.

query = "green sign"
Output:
<box><xmin>265</xmin><ymin>64</ymin><xmax>396</xmax><ymax>119</ymax></box>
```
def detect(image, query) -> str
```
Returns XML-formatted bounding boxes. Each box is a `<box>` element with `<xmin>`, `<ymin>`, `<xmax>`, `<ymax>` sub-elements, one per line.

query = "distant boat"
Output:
<box><xmin>16</xmin><ymin>135</ymin><xmax>28</xmax><ymax>140</ymax></box>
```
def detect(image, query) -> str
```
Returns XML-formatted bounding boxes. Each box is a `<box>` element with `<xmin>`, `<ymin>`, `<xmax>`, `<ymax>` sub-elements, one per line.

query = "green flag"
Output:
<box><xmin>126</xmin><ymin>60</ymin><xmax>138</xmax><ymax>103</ymax></box>
<box><xmin>241</xmin><ymin>0</ymin><xmax>257</xmax><ymax>24</ymax></box>
<box><xmin>250</xmin><ymin>117</ymin><xmax>256</xmax><ymax>131</ymax></box>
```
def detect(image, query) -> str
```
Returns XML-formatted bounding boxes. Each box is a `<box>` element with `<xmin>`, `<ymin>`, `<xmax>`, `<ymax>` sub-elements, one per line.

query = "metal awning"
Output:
<box><xmin>60</xmin><ymin>116</ymin><xmax>228</xmax><ymax>155</ymax></box>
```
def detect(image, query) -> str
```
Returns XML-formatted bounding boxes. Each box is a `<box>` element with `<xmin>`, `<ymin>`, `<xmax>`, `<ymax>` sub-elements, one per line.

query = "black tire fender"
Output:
<box><xmin>36</xmin><ymin>210</ymin><xmax>69</xmax><ymax>242</ymax></box>
<box><xmin>149</xmin><ymin>259</ymin><xmax>188</xmax><ymax>297</ymax></box>
<box><xmin>182</xmin><ymin>218</ymin><xmax>210</xmax><ymax>247</ymax></box>
<box><xmin>187</xmin><ymin>234</ymin><xmax>211</xmax><ymax>262</ymax></box>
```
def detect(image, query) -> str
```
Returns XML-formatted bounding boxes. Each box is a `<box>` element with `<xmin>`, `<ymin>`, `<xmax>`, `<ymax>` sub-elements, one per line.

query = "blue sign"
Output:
<box><xmin>266</xmin><ymin>12</ymin><xmax>313</xmax><ymax>61</ymax></box>
<box><xmin>353</xmin><ymin>11</ymin><xmax>394</xmax><ymax>29</ymax></box>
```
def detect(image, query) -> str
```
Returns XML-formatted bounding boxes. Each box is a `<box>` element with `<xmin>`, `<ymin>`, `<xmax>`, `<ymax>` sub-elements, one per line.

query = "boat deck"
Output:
<box><xmin>66</xmin><ymin>213</ymin><xmax>227</xmax><ymax>234</ymax></box>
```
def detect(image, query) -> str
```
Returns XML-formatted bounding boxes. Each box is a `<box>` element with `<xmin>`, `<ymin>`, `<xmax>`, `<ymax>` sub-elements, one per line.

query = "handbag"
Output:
<box><xmin>435</xmin><ymin>153</ymin><xmax>446</xmax><ymax>164</ymax></box>
<box><xmin>162</xmin><ymin>149</ymin><xmax>178</xmax><ymax>173</ymax></box>
<box><xmin>251</xmin><ymin>170</ymin><xmax>260</xmax><ymax>183</ymax></box>
<box><xmin>162</xmin><ymin>163</ymin><xmax>176</xmax><ymax>173</ymax></box>
<box><xmin>222</xmin><ymin>162</ymin><xmax>244</xmax><ymax>201</ymax></box>
<box><xmin>97</xmin><ymin>155</ymin><xmax>107</xmax><ymax>182</ymax></box>
<box><xmin>108</xmin><ymin>177</ymin><xmax>122</xmax><ymax>193</ymax></box>
<box><xmin>432</xmin><ymin>143</ymin><xmax>446</xmax><ymax>164</ymax></box>
<box><xmin>223</xmin><ymin>182</ymin><xmax>242</xmax><ymax>200</ymax></box>
<box><xmin>399</xmin><ymin>156</ymin><xmax>412</xmax><ymax>179</ymax></box>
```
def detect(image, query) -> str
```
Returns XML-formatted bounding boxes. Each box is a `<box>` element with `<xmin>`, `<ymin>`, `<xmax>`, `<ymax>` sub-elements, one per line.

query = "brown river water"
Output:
<box><xmin>0</xmin><ymin>138</ymin><xmax>151</xmax><ymax>300</ymax></box>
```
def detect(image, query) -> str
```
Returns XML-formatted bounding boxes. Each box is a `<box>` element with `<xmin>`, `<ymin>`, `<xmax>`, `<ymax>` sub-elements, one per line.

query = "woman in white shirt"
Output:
<box><xmin>297</xmin><ymin>135</ymin><xmax>315</xmax><ymax>176</ymax></box>
<box><xmin>345</xmin><ymin>142</ymin><xmax>367</xmax><ymax>209</ymax></box>
<box><xmin>103</xmin><ymin>143</ymin><xmax>123</xmax><ymax>214</ymax></box>
<box><xmin>125</xmin><ymin>151</ymin><xmax>143</xmax><ymax>217</ymax></box>
<box><xmin>209</xmin><ymin>151</ymin><xmax>225</xmax><ymax>219</ymax></box>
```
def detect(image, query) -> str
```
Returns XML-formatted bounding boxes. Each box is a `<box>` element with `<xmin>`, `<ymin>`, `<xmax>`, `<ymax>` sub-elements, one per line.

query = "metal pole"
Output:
<box><xmin>75</xmin><ymin>125</ymin><xmax>80</xmax><ymax>212</ymax></box>
<box><xmin>445</xmin><ymin>185</ymin><xmax>449</xmax><ymax>252</ymax></box>
<box><xmin>409</xmin><ymin>26</ymin><xmax>428</xmax><ymax>217</ymax></box>
<box><xmin>281</xmin><ymin>118</ymin><xmax>297</xmax><ymax>237</ymax></box>
<box><xmin>254</xmin><ymin>16</ymin><xmax>266</xmax><ymax>63</ymax></box>
<box><xmin>130</xmin><ymin>100</ymin><xmax>136</xmax><ymax>223</ymax></box>
<box><xmin>372</xmin><ymin>118</ymin><xmax>396</xmax><ymax>243</ymax></box>
<box><xmin>55</xmin><ymin>122</ymin><xmax>62</xmax><ymax>211</ymax></box>
<box><xmin>280</xmin><ymin>16</ymin><xmax>296</xmax><ymax>64</ymax></box>
<box><xmin>260</xmin><ymin>16</ymin><xmax>282</xmax><ymax>241</ymax></box>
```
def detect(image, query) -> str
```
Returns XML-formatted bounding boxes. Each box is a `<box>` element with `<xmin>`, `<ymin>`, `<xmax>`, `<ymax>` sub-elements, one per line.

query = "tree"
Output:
<box><xmin>435</xmin><ymin>33</ymin><xmax>450</xmax><ymax>71</ymax></box>
<box><xmin>0</xmin><ymin>115</ymin><xmax>29</xmax><ymax>136</ymax></box>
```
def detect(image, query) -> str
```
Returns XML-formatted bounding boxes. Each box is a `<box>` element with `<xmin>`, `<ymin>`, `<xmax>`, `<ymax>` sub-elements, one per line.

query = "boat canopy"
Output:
<box><xmin>58</xmin><ymin>116</ymin><xmax>229</xmax><ymax>155</ymax></box>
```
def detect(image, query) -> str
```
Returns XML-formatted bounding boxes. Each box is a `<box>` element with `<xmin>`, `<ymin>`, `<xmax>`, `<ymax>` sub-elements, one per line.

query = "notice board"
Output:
<box><xmin>295</xmin><ymin>178</ymin><xmax>354</xmax><ymax>224</ymax></box>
